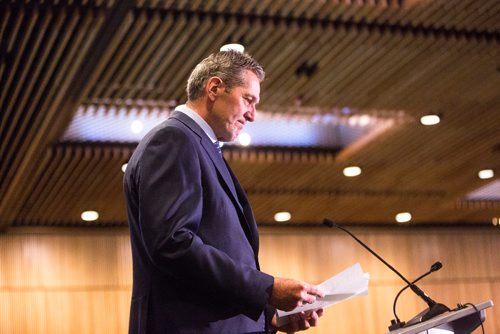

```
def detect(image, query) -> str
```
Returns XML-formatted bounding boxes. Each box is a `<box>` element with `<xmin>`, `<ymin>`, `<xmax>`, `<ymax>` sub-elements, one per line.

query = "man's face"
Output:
<box><xmin>208</xmin><ymin>70</ymin><xmax>260</xmax><ymax>142</ymax></box>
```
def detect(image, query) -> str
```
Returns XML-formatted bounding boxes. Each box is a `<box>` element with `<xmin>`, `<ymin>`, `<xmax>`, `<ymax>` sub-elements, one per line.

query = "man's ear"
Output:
<box><xmin>207</xmin><ymin>77</ymin><xmax>224</xmax><ymax>101</ymax></box>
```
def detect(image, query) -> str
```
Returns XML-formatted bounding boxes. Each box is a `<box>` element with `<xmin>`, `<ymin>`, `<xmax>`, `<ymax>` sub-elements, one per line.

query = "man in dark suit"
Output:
<box><xmin>124</xmin><ymin>50</ymin><xmax>324</xmax><ymax>333</ymax></box>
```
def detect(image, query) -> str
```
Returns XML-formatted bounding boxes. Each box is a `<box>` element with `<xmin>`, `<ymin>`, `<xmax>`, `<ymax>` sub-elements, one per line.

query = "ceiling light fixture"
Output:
<box><xmin>131</xmin><ymin>120</ymin><xmax>143</xmax><ymax>134</ymax></box>
<box><xmin>420</xmin><ymin>114</ymin><xmax>440</xmax><ymax>126</ymax></box>
<box><xmin>478</xmin><ymin>169</ymin><xmax>494</xmax><ymax>179</ymax></box>
<box><xmin>121</xmin><ymin>163</ymin><xmax>128</xmax><ymax>173</ymax></box>
<box><xmin>343</xmin><ymin>166</ymin><xmax>362</xmax><ymax>177</ymax></box>
<box><xmin>238</xmin><ymin>133</ymin><xmax>251</xmax><ymax>146</ymax></box>
<box><xmin>274</xmin><ymin>212</ymin><xmax>291</xmax><ymax>222</ymax></box>
<box><xmin>220</xmin><ymin>44</ymin><xmax>245</xmax><ymax>53</ymax></box>
<box><xmin>395</xmin><ymin>212</ymin><xmax>412</xmax><ymax>223</ymax></box>
<box><xmin>81</xmin><ymin>210</ymin><xmax>99</xmax><ymax>222</ymax></box>
<box><xmin>358</xmin><ymin>115</ymin><xmax>371</xmax><ymax>127</ymax></box>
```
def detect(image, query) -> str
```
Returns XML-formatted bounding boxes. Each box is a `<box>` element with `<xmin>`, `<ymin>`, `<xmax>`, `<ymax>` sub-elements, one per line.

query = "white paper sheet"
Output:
<box><xmin>276</xmin><ymin>263</ymin><xmax>369</xmax><ymax>326</ymax></box>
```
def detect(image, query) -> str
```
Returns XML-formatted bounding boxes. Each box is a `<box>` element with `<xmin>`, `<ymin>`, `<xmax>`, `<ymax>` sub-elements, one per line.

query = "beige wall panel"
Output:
<box><xmin>259</xmin><ymin>227</ymin><xmax>499</xmax><ymax>334</ymax></box>
<box><xmin>0</xmin><ymin>227</ymin><xmax>497</xmax><ymax>333</ymax></box>
<box><xmin>0</xmin><ymin>290</ymin><xmax>131</xmax><ymax>334</ymax></box>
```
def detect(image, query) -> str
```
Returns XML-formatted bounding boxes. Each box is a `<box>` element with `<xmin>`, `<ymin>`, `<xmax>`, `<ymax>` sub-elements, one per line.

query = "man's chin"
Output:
<box><xmin>218</xmin><ymin>135</ymin><xmax>236</xmax><ymax>143</ymax></box>
<box><xmin>228</xmin><ymin>131</ymin><xmax>241</xmax><ymax>142</ymax></box>
<box><xmin>219</xmin><ymin>127</ymin><xmax>241</xmax><ymax>142</ymax></box>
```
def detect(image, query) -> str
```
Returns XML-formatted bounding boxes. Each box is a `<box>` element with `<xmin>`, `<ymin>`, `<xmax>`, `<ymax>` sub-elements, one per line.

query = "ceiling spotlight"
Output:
<box><xmin>395</xmin><ymin>212</ymin><xmax>412</xmax><ymax>223</ymax></box>
<box><xmin>343</xmin><ymin>166</ymin><xmax>362</xmax><ymax>177</ymax></box>
<box><xmin>358</xmin><ymin>115</ymin><xmax>371</xmax><ymax>127</ymax></box>
<box><xmin>492</xmin><ymin>217</ymin><xmax>499</xmax><ymax>226</ymax></box>
<box><xmin>478</xmin><ymin>169</ymin><xmax>494</xmax><ymax>179</ymax></box>
<box><xmin>238</xmin><ymin>133</ymin><xmax>251</xmax><ymax>146</ymax></box>
<box><xmin>220</xmin><ymin>43</ymin><xmax>245</xmax><ymax>53</ymax></box>
<box><xmin>81</xmin><ymin>210</ymin><xmax>99</xmax><ymax>222</ymax></box>
<box><xmin>131</xmin><ymin>120</ymin><xmax>143</xmax><ymax>134</ymax></box>
<box><xmin>274</xmin><ymin>211</ymin><xmax>291</xmax><ymax>222</ymax></box>
<box><xmin>121</xmin><ymin>163</ymin><xmax>128</xmax><ymax>173</ymax></box>
<box><xmin>420</xmin><ymin>114</ymin><xmax>440</xmax><ymax>126</ymax></box>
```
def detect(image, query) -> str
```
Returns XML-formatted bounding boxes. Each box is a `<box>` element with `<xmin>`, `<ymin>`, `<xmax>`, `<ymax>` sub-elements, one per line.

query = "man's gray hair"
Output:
<box><xmin>186</xmin><ymin>50</ymin><xmax>265</xmax><ymax>101</ymax></box>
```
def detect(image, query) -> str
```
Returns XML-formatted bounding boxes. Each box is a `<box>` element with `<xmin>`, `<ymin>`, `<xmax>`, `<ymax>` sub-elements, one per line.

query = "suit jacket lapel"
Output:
<box><xmin>169</xmin><ymin>111</ymin><xmax>244</xmax><ymax>213</ymax></box>
<box><xmin>224</xmin><ymin>161</ymin><xmax>260</xmax><ymax>259</ymax></box>
<box><xmin>169</xmin><ymin>111</ymin><xmax>259</xmax><ymax>254</ymax></box>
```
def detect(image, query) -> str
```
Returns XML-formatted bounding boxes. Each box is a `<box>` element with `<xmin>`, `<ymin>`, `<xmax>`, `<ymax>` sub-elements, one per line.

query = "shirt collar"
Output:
<box><xmin>175</xmin><ymin>104</ymin><xmax>218</xmax><ymax>143</ymax></box>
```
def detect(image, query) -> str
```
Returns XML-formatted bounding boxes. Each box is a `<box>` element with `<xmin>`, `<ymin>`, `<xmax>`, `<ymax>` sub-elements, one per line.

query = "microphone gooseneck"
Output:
<box><xmin>323</xmin><ymin>219</ymin><xmax>414</xmax><ymax>287</ymax></box>
<box><xmin>392</xmin><ymin>262</ymin><xmax>442</xmax><ymax>323</ymax></box>
<box><xmin>322</xmin><ymin>218</ymin><xmax>450</xmax><ymax>330</ymax></box>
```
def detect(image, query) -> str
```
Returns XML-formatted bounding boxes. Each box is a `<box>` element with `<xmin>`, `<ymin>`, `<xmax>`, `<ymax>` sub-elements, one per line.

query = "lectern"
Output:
<box><xmin>387</xmin><ymin>300</ymin><xmax>493</xmax><ymax>334</ymax></box>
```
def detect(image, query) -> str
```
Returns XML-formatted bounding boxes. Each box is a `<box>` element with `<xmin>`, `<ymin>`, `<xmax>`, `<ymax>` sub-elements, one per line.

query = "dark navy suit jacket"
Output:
<box><xmin>124</xmin><ymin>111</ymin><xmax>275</xmax><ymax>333</ymax></box>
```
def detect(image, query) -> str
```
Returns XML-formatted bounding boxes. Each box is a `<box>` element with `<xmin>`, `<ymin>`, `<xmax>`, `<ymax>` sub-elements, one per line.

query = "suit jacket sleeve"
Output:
<box><xmin>131</xmin><ymin>125</ymin><xmax>274</xmax><ymax>319</ymax></box>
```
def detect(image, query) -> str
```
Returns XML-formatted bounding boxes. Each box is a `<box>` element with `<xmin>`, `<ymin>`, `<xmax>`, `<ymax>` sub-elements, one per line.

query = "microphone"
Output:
<box><xmin>392</xmin><ymin>262</ymin><xmax>442</xmax><ymax>325</ymax></box>
<box><xmin>322</xmin><ymin>219</ymin><xmax>450</xmax><ymax>330</ymax></box>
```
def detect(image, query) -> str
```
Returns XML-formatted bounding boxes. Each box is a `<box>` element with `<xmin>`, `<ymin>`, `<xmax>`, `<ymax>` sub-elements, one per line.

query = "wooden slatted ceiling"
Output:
<box><xmin>139</xmin><ymin>0</ymin><xmax>500</xmax><ymax>34</ymax></box>
<box><xmin>0</xmin><ymin>1</ymin><xmax>134</xmax><ymax>227</ymax></box>
<box><xmin>0</xmin><ymin>0</ymin><xmax>499</xmax><ymax>229</ymax></box>
<box><xmin>1</xmin><ymin>2</ymin><xmax>108</xmax><ymax>201</ymax></box>
<box><xmin>15</xmin><ymin>143</ymin><xmax>132</xmax><ymax>226</ymax></box>
<box><xmin>10</xmin><ymin>140</ymin><xmax>497</xmax><ymax>226</ymax></box>
<box><xmin>80</xmin><ymin>4</ymin><xmax>499</xmax><ymax>112</ymax></box>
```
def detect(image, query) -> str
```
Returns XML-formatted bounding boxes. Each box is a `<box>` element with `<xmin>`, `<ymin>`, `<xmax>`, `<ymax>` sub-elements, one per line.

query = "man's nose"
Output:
<box><xmin>244</xmin><ymin>106</ymin><xmax>255</xmax><ymax>122</ymax></box>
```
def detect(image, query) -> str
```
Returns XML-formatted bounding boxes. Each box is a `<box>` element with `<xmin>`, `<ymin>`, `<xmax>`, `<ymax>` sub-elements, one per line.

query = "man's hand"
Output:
<box><xmin>272</xmin><ymin>309</ymin><xmax>324</xmax><ymax>333</ymax></box>
<box><xmin>270</xmin><ymin>277</ymin><xmax>325</xmax><ymax>311</ymax></box>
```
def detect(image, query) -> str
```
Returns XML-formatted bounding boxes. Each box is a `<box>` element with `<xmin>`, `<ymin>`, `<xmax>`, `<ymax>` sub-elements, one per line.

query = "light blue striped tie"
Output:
<box><xmin>214</xmin><ymin>140</ymin><xmax>222</xmax><ymax>156</ymax></box>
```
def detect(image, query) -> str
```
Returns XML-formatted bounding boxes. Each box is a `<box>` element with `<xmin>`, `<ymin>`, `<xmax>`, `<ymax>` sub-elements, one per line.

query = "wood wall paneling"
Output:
<box><xmin>0</xmin><ymin>227</ymin><xmax>498</xmax><ymax>333</ymax></box>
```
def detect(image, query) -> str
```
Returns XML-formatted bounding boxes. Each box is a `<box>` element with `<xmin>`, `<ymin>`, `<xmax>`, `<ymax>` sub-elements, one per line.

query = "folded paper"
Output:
<box><xmin>276</xmin><ymin>263</ymin><xmax>369</xmax><ymax>326</ymax></box>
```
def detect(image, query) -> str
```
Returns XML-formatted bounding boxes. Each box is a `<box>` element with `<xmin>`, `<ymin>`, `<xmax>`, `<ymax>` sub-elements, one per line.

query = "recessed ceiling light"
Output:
<box><xmin>238</xmin><ymin>133</ymin><xmax>251</xmax><ymax>146</ymax></box>
<box><xmin>420</xmin><ymin>114</ymin><xmax>440</xmax><ymax>126</ymax></box>
<box><xmin>395</xmin><ymin>212</ymin><xmax>412</xmax><ymax>223</ymax></box>
<box><xmin>220</xmin><ymin>43</ymin><xmax>245</xmax><ymax>53</ymax></box>
<box><xmin>81</xmin><ymin>210</ymin><xmax>99</xmax><ymax>222</ymax></box>
<box><xmin>492</xmin><ymin>217</ymin><xmax>499</xmax><ymax>226</ymax></box>
<box><xmin>478</xmin><ymin>169</ymin><xmax>494</xmax><ymax>179</ymax></box>
<box><xmin>274</xmin><ymin>211</ymin><xmax>291</xmax><ymax>222</ymax></box>
<box><xmin>343</xmin><ymin>166</ymin><xmax>362</xmax><ymax>177</ymax></box>
<box><xmin>358</xmin><ymin>115</ymin><xmax>371</xmax><ymax>127</ymax></box>
<box><xmin>131</xmin><ymin>120</ymin><xmax>143</xmax><ymax>134</ymax></box>
<box><xmin>121</xmin><ymin>163</ymin><xmax>128</xmax><ymax>173</ymax></box>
